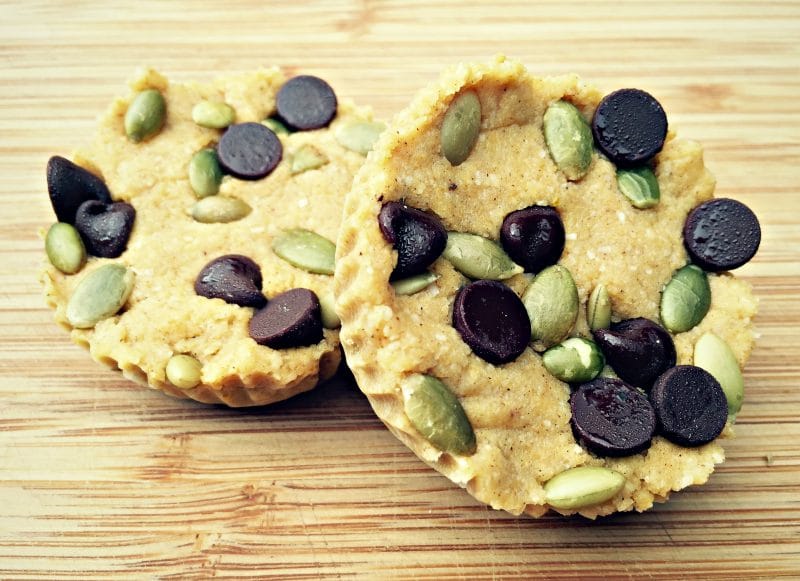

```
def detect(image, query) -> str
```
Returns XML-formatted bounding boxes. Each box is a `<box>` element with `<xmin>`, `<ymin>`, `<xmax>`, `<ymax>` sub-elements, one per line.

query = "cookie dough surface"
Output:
<box><xmin>43</xmin><ymin>68</ymin><xmax>374</xmax><ymax>406</ymax></box>
<box><xmin>335</xmin><ymin>57</ymin><xmax>757</xmax><ymax>517</ymax></box>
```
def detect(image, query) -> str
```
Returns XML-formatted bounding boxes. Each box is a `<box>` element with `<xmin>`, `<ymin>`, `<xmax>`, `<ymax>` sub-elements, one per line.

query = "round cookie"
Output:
<box><xmin>334</xmin><ymin>56</ymin><xmax>759</xmax><ymax>518</ymax></box>
<box><xmin>42</xmin><ymin>67</ymin><xmax>382</xmax><ymax>406</ymax></box>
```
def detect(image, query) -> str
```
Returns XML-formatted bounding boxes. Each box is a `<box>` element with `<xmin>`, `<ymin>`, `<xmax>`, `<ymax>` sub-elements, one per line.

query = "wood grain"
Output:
<box><xmin>1</xmin><ymin>1</ymin><xmax>799</xmax><ymax>578</ymax></box>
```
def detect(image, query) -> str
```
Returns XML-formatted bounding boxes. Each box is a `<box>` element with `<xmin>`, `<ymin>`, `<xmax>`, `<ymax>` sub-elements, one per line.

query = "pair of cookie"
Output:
<box><xmin>42</xmin><ymin>56</ymin><xmax>759</xmax><ymax>517</ymax></box>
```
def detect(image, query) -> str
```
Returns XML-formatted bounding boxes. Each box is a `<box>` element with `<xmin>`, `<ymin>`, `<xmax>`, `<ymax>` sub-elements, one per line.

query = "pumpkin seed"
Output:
<box><xmin>443</xmin><ymin>232</ymin><xmax>523</xmax><ymax>280</ymax></box>
<box><xmin>124</xmin><ymin>89</ymin><xmax>166</xmax><ymax>143</ymax></box>
<box><xmin>191</xmin><ymin>196</ymin><xmax>251</xmax><ymax>223</ymax></box>
<box><xmin>262</xmin><ymin>117</ymin><xmax>290</xmax><ymax>135</ymax></box>
<box><xmin>318</xmin><ymin>292</ymin><xmax>341</xmax><ymax>329</ymax></box>
<box><xmin>522</xmin><ymin>265</ymin><xmax>579</xmax><ymax>350</ymax></box>
<box><xmin>391</xmin><ymin>272</ymin><xmax>440</xmax><ymax>296</ymax></box>
<box><xmin>191</xmin><ymin>100</ymin><xmax>235</xmax><ymax>129</ymax></box>
<box><xmin>272</xmin><ymin>228</ymin><xmax>336</xmax><ymax>275</ymax></box>
<box><xmin>660</xmin><ymin>264</ymin><xmax>711</xmax><ymax>333</ymax></box>
<box><xmin>587</xmin><ymin>283</ymin><xmax>611</xmax><ymax>331</ymax></box>
<box><xmin>542</xmin><ymin>337</ymin><xmax>604</xmax><ymax>383</ymax></box>
<box><xmin>544</xmin><ymin>466</ymin><xmax>625</xmax><ymax>510</ymax></box>
<box><xmin>694</xmin><ymin>332</ymin><xmax>744</xmax><ymax>417</ymax></box>
<box><xmin>66</xmin><ymin>264</ymin><xmax>135</xmax><ymax>329</ymax></box>
<box><xmin>402</xmin><ymin>374</ymin><xmax>476</xmax><ymax>456</ymax></box>
<box><xmin>165</xmin><ymin>354</ymin><xmax>202</xmax><ymax>389</ymax></box>
<box><xmin>188</xmin><ymin>148</ymin><xmax>223</xmax><ymax>198</ymax></box>
<box><xmin>617</xmin><ymin>167</ymin><xmax>660</xmax><ymax>209</ymax></box>
<box><xmin>290</xmin><ymin>144</ymin><xmax>329</xmax><ymax>174</ymax></box>
<box><xmin>335</xmin><ymin>119</ymin><xmax>386</xmax><ymax>155</ymax></box>
<box><xmin>45</xmin><ymin>222</ymin><xmax>86</xmax><ymax>274</ymax></box>
<box><xmin>441</xmin><ymin>90</ymin><xmax>481</xmax><ymax>166</ymax></box>
<box><xmin>543</xmin><ymin>100</ymin><xmax>593</xmax><ymax>181</ymax></box>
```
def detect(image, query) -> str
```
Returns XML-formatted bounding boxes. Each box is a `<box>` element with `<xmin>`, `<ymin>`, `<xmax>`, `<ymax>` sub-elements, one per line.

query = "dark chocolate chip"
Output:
<box><xmin>275</xmin><ymin>75</ymin><xmax>338</xmax><ymax>131</ymax></box>
<box><xmin>194</xmin><ymin>255</ymin><xmax>266</xmax><ymax>308</ymax></box>
<box><xmin>570</xmin><ymin>377</ymin><xmax>656</xmax><ymax>457</ymax></box>
<box><xmin>592</xmin><ymin>89</ymin><xmax>668</xmax><ymax>168</ymax></box>
<box><xmin>683</xmin><ymin>198</ymin><xmax>761</xmax><ymax>272</ymax></box>
<box><xmin>452</xmin><ymin>280</ymin><xmax>530</xmax><ymax>365</ymax></box>
<box><xmin>651</xmin><ymin>365</ymin><xmax>728</xmax><ymax>447</ymax></box>
<box><xmin>500</xmin><ymin>206</ymin><xmax>565</xmax><ymax>273</ymax></box>
<box><xmin>249</xmin><ymin>288</ymin><xmax>323</xmax><ymax>349</ymax></box>
<box><xmin>378</xmin><ymin>202</ymin><xmax>447</xmax><ymax>280</ymax></box>
<box><xmin>217</xmin><ymin>122</ymin><xmax>283</xmax><ymax>180</ymax></box>
<box><xmin>593</xmin><ymin>317</ymin><xmax>676</xmax><ymax>390</ymax></box>
<box><xmin>74</xmin><ymin>200</ymin><xmax>135</xmax><ymax>258</ymax></box>
<box><xmin>47</xmin><ymin>156</ymin><xmax>112</xmax><ymax>224</ymax></box>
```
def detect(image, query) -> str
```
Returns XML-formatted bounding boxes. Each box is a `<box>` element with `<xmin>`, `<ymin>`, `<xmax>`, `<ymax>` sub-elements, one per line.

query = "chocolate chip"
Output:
<box><xmin>275</xmin><ymin>75</ymin><xmax>338</xmax><ymax>131</ymax></box>
<box><xmin>194</xmin><ymin>255</ymin><xmax>266</xmax><ymax>308</ymax></box>
<box><xmin>47</xmin><ymin>156</ymin><xmax>112</xmax><ymax>224</ymax></box>
<box><xmin>452</xmin><ymin>280</ymin><xmax>530</xmax><ymax>364</ymax></box>
<box><xmin>249</xmin><ymin>288</ymin><xmax>323</xmax><ymax>349</ymax></box>
<box><xmin>500</xmin><ymin>206</ymin><xmax>565</xmax><ymax>273</ymax></box>
<box><xmin>378</xmin><ymin>202</ymin><xmax>447</xmax><ymax>280</ymax></box>
<box><xmin>217</xmin><ymin>122</ymin><xmax>282</xmax><ymax>180</ymax></box>
<box><xmin>683</xmin><ymin>198</ymin><xmax>761</xmax><ymax>272</ymax></box>
<box><xmin>592</xmin><ymin>89</ymin><xmax>668</xmax><ymax>168</ymax></box>
<box><xmin>651</xmin><ymin>365</ymin><xmax>728</xmax><ymax>447</ymax></box>
<box><xmin>593</xmin><ymin>318</ymin><xmax>676</xmax><ymax>390</ymax></box>
<box><xmin>570</xmin><ymin>377</ymin><xmax>656</xmax><ymax>456</ymax></box>
<box><xmin>74</xmin><ymin>200</ymin><xmax>135</xmax><ymax>258</ymax></box>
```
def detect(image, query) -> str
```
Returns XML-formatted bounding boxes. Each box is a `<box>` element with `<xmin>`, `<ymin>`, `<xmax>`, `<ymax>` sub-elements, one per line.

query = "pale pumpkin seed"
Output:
<box><xmin>191</xmin><ymin>196</ymin><xmax>252</xmax><ymax>223</ymax></box>
<box><xmin>125</xmin><ymin>89</ymin><xmax>166</xmax><ymax>143</ymax></box>
<box><xmin>290</xmin><ymin>144</ymin><xmax>329</xmax><ymax>175</ymax></box>
<box><xmin>318</xmin><ymin>292</ymin><xmax>341</xmax><ymax>329</ymax></box>
<box><xmin>443</xmin><ymin>232</ymin><xmax>523</xmax><ymax>280</ymax></box>
<box><xmin>543</xmin><ymin>100</ymin><xmax>593</xmax><ymax>181</ymax></box>
<box><xmin>523</xmin><ymin>265</ymin><xmax>579</xmax><ymax>350</ymax></box>
<box><xmin>45</xmin><ymin>222</ymin><xmax>86</xmax><ymax>274</ymax></box>
<box><xmin>391</xmin><ymin>272</ymin><xmax>440</xmax><ymax>296</ymax></box>
<box><xmin>262</xmin><ymin>117</ymin><xmax>290</xmax><ymax>135</ymax></box>
<box><xmin>544</xmin><ymin>466</ymin><xmax>625</xmax><ymax>510</ymax></box>
<box><xmin>188</xmin><ymin>148</ymin><xmax>223</xmax><ymax>198</ymax></box>
<box><xmin>66</xmin><ymin>264</ymin><xmax>135</xmax><ymax>329</ymax></box>
<box><xmin>165</xmin><ymin>354</ymin><xmax>202</xmax><ymax>389</ymax></box>
<box><xmin>402</xmin><ymin>374</ymin><xmax>476</xmax><ymax>456</ymax></box>
<box><xmin>587</xmin><ymin>283</ymin><xmax>611</xmax><ymax>331</ymax></box>
<box><xmin>660</xmin><ymin>264</ymin><xmax>711</xmax><ymax>333</ymax></box>
<box><xmin>191</xmin><ymin>100</ymin><xmax>235</xmax><ymax>129</ymax></box>
<box><xmin>335</xmin><ymin>120</ymin><xmax>386</xmax><ymax>155</ymax></box>
<box><xmin>694</xmin><ymin>332</ymin><xmax>744</xmax><ymax>417</ymax></box>
<box><xmin>542</xmin><ymin>337</ymin><xmax>604</xmax><ymax>383</ymax></box>
<box><xmin>441</xmin><ymin>90</ymin><xmax>481</xmax><ymax>166</ymax></box>
<box><xmin>272</xmin><ymin>229</ymin><xmax>336</xmax><ymax>275</ymax></box>
<box><xmin>617</xmin><ymin>167</ymin><xmax>660</xmax><ymax>209</ymax></box>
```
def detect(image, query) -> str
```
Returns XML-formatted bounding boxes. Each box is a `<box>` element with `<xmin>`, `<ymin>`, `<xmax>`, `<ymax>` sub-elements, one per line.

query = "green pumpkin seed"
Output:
<box><xmin>318</xmin><ymin>292</ymin><xmax>341</xmax><ymax>329</ymax></box>
<box><xmin>587</xmin><ymin>283</ymin><xmax>611</xmax><ymax>331</ymax></box>
<box><xmin>191</xmin><ymin>196</ymin><xmax>252</xmax><ymax>223</ymax></box>
<box><xmin>262</xmin><ymin>117</ymin><xmax>290</xmax><ymax>135</ymax></box>
<box><xmin>272</xmin><ymin>229</ymin><xmax>336</xmax><ymax>275</ymax></box>
<box><xmin>544</xmin><ymin>466</ymin><xmax>625</xmax><ymax>510</ymax></box>
<box><xmin>542</xmin><ymin>337</ymin><xmax>605</xmax><ymax>383</ymax></box>
<box><xmin>391</xmin><ymin>272</ymin><xmax>440</xmax><ymax>296</ymax></box>
<box><xmin>335</xmin><ymin>120</ymin><xmax>386</xmax><ymax>155</ymax></box>
<box><xmin>165</xmin><ymin>354</ymin><xmax>202</xmax><ymax>389</ymax></box>
<box><xmin>523</xmin><ymin>265</ymin><xmax>579</xmax><ymax>350</ymax></box>
<box><xmin>403</xmin><ymin>375</ymin><xmax>476</xmax><ymax>456</ymax></box>
<box><xmin>441</xmin><ymin>90</ymin><xmax>481</xmax><ymax>166</ymax></box>
<box><xmin>617</xmin><ymin>167</ymin><xmax>660</xmax><ymax>209</ymax></box>
<box><xmin>188</xmin><ymin>148</ymin><xmax>223</xmax><ymax>198</ymax></box>
<box><xmin>694</xmin><ymin>332</ymin><xmax>744</xmax><ymax>417</ymax></box>
<box><xmin>191</xmin><ymin>100</ymin><xmax>235</xmax><ymax>129</ymax></box>
<box><xmin>290</xmin><ymin>144</ymin><xmax>329</xmax><ymax>175</ymax></box>
<box><xmin>45</xmin><ymin>222</ymin><xmax>86</xmax><ymax>274</ymax></box>
<box><xmin>660</xmin><ymin>264</ymin><xmax>711</xmax><ymax>333</ymax></box>
<box><xmin>443</xmin><ymin>232</ymin><xmax>523</xmax><ymax>280</ymax></box>
<box><xmin>125</xmin><ymin>89</ymin><xmax>166</xmax><ymax>143</ymax></box>
<box><xmin>66</xmin><ymin>264</ymin><xmax>135</xmax><ymax>329</ymax></box>
<box><xmin>543</xmin><ymin>100</ymin><xmax>593</xmax><ymax>181</ymax></box>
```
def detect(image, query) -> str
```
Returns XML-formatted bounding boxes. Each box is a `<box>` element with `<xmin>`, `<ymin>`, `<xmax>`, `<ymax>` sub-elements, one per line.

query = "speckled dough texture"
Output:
<box><xmin>334</xmin><ymin>57</ymin><xmax>758</xmax><ymax>518</ymax></box>
<box><xmin>42</xmin><ymin>68</ymin><xmax>374</xmax><ymax>406</ymax></box>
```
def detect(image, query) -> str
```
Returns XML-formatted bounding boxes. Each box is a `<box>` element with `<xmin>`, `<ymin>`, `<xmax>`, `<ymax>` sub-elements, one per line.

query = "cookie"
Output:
<box><xmin>334</xmin><ymin>56</ymin><xmax>759</xmax><ymax>518</ymax></box>
<box><xmin>42</xmin><ymin>67</ymin><xmax>383</xmax><ymax>406</ymax></box>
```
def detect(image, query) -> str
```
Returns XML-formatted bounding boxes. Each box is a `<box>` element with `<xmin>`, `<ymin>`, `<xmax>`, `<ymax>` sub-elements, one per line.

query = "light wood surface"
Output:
<box><xmin>1</xmin><ymin>1</ymin><xmax>799</xmax><ymax>578</ymax></box>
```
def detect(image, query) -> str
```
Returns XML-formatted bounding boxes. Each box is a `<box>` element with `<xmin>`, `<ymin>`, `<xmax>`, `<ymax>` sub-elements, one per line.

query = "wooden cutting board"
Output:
<box><xmin>1</xmin><ymin>1</ymin><xmax>798</xmax><ymax>578</ymax></box>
